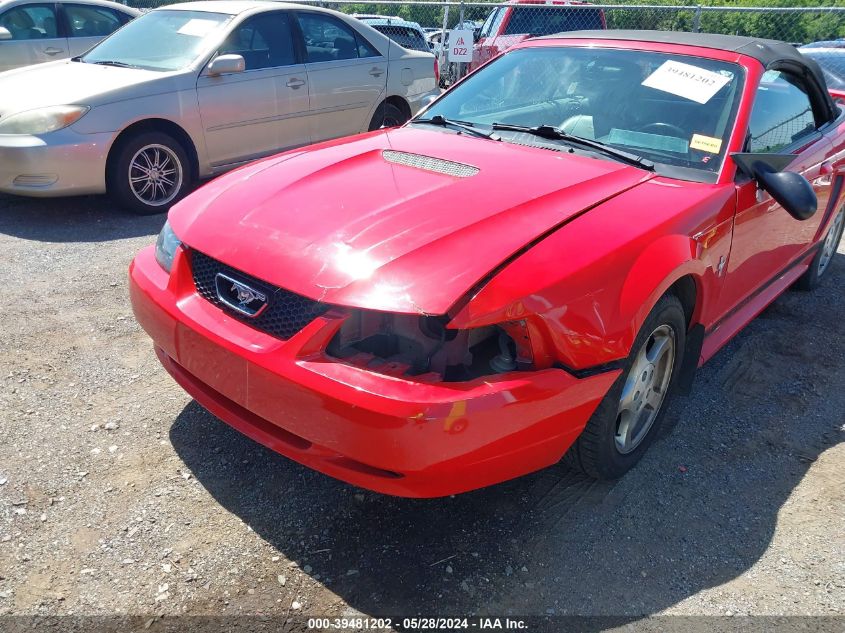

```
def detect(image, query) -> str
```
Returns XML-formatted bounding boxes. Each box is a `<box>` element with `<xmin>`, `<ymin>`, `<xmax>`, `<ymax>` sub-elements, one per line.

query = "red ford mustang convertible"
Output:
<box><xmin>130</xmin><ymin>31</ymin><xmax>845</xmax><ymax>497</ymax></box>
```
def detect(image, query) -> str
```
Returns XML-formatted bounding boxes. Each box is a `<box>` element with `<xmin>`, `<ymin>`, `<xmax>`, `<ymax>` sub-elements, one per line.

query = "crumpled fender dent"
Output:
<box><xmin>449</xmin><ymin>180</ymin><xmax>736</xmax><ymax>371</ymax></box>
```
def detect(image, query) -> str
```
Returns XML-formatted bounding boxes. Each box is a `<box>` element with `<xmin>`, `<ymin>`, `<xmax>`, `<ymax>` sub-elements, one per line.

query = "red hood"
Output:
<box><xmin>170</xmin><ymin>127</ymin><xmax>653</xmax><ymax>314</ymax></box>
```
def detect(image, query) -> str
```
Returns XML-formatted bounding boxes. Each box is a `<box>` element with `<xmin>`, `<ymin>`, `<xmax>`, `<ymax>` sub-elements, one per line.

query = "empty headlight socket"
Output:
<box><xmin>498</xmin><ymin>321</ymin><xmax>535</xmax><ymax>370</ymax></box>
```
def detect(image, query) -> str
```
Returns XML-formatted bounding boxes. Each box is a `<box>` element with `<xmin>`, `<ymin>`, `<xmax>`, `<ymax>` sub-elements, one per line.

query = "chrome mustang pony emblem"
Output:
<box><xmin>214</xmin><ymin>273</ymin><xmax>268</xmax><ymax>317</ymax></box>
<box><xmin>232</xmin><ymin>282</ymin><xmax>261</xmax><ymax>305</ymax></box>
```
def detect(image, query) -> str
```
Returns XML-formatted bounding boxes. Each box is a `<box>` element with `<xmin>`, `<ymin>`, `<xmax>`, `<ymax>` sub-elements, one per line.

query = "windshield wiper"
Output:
<box><xmin>491</xmin><ymin>123</ymin><xmax>655</xmax><ymax>170</ymax></box>
<box><xmin>88</xmin><ymin>60</ymin><xmax>139</xmax><ymax>69</ymax></box>
<box><xmin>411</xmin><ymin>115</ymin><xmax>498</xmax><ymax>140</ymax></box>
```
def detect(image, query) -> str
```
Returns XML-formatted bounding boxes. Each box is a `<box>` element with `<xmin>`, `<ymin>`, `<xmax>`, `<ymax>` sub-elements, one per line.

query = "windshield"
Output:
<box><xmin>421</xmin><ymin>46</ymin><xmax>743</xmax><ymax>176</ymax></box>
<box><xmin>371</xmin><ymin>25</ymin><xmax>428</xmax><ymax>52</ymax></box>
<box><xmin>82</xmin><ymin>10</ymin><xmax>231</xmax><ymax>71</ymax></box>
<box><xmin>801</xmin><ymin>49</ymin><xmax>845</xmax><ymax>90</ymax></box>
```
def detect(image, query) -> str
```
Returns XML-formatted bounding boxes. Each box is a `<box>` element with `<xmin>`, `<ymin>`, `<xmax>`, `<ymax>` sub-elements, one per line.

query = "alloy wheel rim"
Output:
<box><xmin>615</xmin><ymin>324</ymin><xmax>676</xmax><ymax>454</ymax></box>
<box><xmin>129</xmin><ymin>144</ymin><xmax>183</xmax><ymax>207</ymax></box>
<box><xmin>818</xmin><ymin>210</ymin><xmax>844</xmax><ymax>277</ymax></box>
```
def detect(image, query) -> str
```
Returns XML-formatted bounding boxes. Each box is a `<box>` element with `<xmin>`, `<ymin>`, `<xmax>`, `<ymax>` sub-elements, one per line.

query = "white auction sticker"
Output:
<box><xmin>177</xmin><ymin>18</ymin><xmax>219</xmax><ymax>37</ymax></box>
<box><xmin>642</xmin><ymin>60</ymin><xmax>731</xmax><ymax>104</ymax></box>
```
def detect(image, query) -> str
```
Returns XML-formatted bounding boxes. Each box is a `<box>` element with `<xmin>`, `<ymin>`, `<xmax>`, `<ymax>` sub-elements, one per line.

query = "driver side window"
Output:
<box><xmin>747</xmin><ymin>70</ymin><xmax>817</xmax><ymax>153</ymax></box>
<box><xmin>219</xmin><ymin>12</ymin><xmax>295</xmax><ymax>71</ymax></box>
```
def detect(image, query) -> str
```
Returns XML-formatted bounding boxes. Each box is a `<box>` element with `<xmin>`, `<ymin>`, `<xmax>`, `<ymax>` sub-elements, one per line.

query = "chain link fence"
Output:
<box><xmin>130</xmin><ymin>1</ymin><xmax>845</xmax><ymax>43</ymax></box>
<box><xmin>293</xmin><ymin>1</ymin><xmax>845</xmax><ymax>44</ymax></box>
<box><xmin>129</xmin><ymin>0</ymin><xmax>845</xmax><ymax>84</ymax></box>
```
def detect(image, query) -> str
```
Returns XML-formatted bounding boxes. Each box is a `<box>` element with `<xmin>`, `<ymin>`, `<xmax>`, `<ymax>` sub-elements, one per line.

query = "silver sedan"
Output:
<box><xmin>0</xmin><ymin>1</ymin><xmax>439</xmax><ymax>213</ymax></box>
<box><xmin>0</xmin><ymin>0</ymin><xmax>139</xmax><ymax>72</ymax></box>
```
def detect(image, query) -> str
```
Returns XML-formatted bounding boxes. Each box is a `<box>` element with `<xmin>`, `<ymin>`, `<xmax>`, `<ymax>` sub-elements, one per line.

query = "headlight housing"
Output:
<box><xmin>0</xmin><ymin>105</ymin><xmax>89</xmax><ymax>135</ymax></box>
<box><xmin>155</xmin><ymin>220</ymin><xmax>182</xmax><ymax>272</ymax></box>
<box><xmin>325</xmin><ymin>310</ymin><xmax>539</xmax><ymax>382</ymax></box>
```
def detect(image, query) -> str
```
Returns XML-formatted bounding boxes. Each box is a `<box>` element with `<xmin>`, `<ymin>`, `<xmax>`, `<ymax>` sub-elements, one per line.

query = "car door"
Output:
<box><xmin>196</xmin><ymin>10</ymin><xmax>310</xmax><ymax>168</ymax></box>
<box><xmin>61</xmin><ymin>2</ymin><xmax>130</xmax><ymax>58</ymax></box>
<box><xmin>0</xmin><ymin>2</ymin><xmax>67</xmax><ymax>72</ymax></box>
<box><xmin>294</xmin><ymin>11</ymin><xmax>386</xmax><ymax>142</ymax></box>
<box><xmin>718</xmin><ymin>68</ymin><xmax>834</xmax><ymax>318</ymax></box>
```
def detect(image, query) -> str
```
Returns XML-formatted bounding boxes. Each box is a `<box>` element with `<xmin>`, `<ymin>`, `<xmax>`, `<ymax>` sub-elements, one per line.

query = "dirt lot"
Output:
<box><xmin>0</xmin><ymin>192</ymin><xmax>843</xmax><ymax>629</ymax></box>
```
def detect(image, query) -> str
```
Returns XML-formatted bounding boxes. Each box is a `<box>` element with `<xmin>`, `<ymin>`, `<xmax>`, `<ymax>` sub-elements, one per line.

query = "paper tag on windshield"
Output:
<box><xmin>690</xmin><ymin>134</ymin><xmax>723</xmax><ymax>153</ymax></box>
<box><xmin>642</xmin><ymin>60</ymin><xmax>731</xmax><ymax>104</ymax></box>
<box><xmin>177</xmin><ymin>19</ymin><xmax>218</xmax><ymax>37</ymax></box>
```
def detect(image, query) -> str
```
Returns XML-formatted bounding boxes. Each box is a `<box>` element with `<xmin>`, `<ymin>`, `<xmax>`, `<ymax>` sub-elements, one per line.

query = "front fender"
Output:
<box><xmin>618</xmin><ymin>234</ymin><xmax>707</xmax><ymax>343</ymax></box>
<box><xmin>449</xmin><ymin>179</ymin><xmax>735</xmax><ymax>370</ymax></box>
<box><xmin>451</xmin><ymin>235</ymin><xmax>710</xmax><ymax>370</ymax></box>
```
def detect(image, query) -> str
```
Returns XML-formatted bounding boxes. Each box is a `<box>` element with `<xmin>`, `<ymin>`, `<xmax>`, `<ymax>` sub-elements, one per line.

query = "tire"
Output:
<box><xmin>795</xmin><ymin>206</ymin><xmax>844</xmax><ymax>291</ymax></box>
<box><xmin>108</xmin><ymin>131</ymin><xmax>191</xmax><ymax>215</ymax></box>
<box><xmin>368</xmin><ymin>102</ymin><xmax>408</xmax><ymax>131</ymax></box>
<box><xmin>565</xmin><ymin>294</ymin><xmax>687</xmax><ymax>480</ymax></box>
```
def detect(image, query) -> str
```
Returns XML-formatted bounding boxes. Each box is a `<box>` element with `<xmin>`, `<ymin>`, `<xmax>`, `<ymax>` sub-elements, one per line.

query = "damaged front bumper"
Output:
<box><xmin>129</xmin><ymin>245</ymin><xmax>620</xmax><ymax>497</ymax></box>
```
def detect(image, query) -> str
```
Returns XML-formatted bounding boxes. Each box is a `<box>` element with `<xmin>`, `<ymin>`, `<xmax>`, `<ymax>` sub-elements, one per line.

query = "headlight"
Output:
<box><xmin>0</xmin><ymin>105</ymin><xmax>89</xmax><ymax>135</ymax></box>
<box><xmin>155</xmin><ymin>220</ymin><xmax>182</xmax><ymax>272</ymax></box>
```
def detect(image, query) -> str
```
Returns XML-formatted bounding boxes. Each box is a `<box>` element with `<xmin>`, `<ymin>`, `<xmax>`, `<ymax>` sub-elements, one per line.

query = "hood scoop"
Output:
<box><xmin>382</xmin><ymin>150</ymin><xmax>479</xmax><ymax>177</ymax></box>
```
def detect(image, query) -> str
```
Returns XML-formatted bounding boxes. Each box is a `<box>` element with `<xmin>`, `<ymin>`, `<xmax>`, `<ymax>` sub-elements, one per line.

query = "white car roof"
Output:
<box><xmin>155</xmin><ymin>1</ymin><xmax>396</xmax><ymax>59</ymax></box>
<box><xmin>0</xmin><ymin>0</ymin><xmax>140</xmax><ymax>14</ymax></box>
<box><xmin>353</xmin><ymin>13</ymin><xmax>402</xmax><ymax>20</ymax></box>
<box><xmin>159</xmin><ymin>1</ymin><xmax>330</xmax><ymax>16</ymax></box>
<box><xmin>361</xmin><ymin>18</ymin><xmax>423</xmax><ymax>31</ymax></box>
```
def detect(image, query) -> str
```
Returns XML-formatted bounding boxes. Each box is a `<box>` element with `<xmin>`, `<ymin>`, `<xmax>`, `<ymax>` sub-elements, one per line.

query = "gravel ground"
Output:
<box><xmin>0</xmin><ymin>192</ymin><xmax>843</xmax><ymax>629</ymax></box>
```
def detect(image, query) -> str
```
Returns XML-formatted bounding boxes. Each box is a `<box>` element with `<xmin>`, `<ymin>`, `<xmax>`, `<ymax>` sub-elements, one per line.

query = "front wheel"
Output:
<box><xmin>796</xmin><ymin>206</ymin><xmax>844</xmax><ymax>291</ymax></box>
<box><xmin>109</xmin><ymin>131</ymin><xmax>191</xmax><ymax>215</ymax></box>
<box><xmin>565</xmin><ymin>294</ymin><xmax>687</xmax><ymax>480</ymax></box>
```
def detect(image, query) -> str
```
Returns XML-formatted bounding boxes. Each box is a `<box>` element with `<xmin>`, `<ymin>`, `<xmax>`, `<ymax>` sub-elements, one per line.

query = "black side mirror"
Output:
<box><xmin>732</xmin><ymin>152</ymin><xmax>818</xmax><ymax>221</ymax></box>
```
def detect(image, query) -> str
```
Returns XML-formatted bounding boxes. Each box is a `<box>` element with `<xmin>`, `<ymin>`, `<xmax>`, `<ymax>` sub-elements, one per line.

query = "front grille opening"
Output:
<box><xmin>190</xmin><ymin>250</ymin><xmax>329</xmax><ymax>340</ymax></box>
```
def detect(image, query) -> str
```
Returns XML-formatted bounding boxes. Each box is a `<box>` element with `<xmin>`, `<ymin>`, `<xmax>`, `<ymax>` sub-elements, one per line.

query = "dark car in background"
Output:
<box><xmin>470</xmin><ymin>0</ymin><xmax>605</xmax><ymax>70</ymax></box>
<box><xmin>801</xmin><ymin>45</ymin><xmax>845</xmax><ymax>99</ymax></box>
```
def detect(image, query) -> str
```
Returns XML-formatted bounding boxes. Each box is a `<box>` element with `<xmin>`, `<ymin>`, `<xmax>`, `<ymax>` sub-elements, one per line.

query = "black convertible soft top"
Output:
<box><xmin>542</xmin><ymin>30</ymin><xmax>838</xmax><ymax>122</ymax></box>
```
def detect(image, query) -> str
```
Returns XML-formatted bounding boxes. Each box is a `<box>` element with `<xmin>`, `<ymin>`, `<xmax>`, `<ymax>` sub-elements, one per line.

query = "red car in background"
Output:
<box><xmin>470</xmin><ymin>0</ymin><xmax>606</xmax><ymax>70</ymax></box>
<box><xmin>130</xmin><ymin>31</ymin><xmax>845</xmax><ymax>498</ymax></box>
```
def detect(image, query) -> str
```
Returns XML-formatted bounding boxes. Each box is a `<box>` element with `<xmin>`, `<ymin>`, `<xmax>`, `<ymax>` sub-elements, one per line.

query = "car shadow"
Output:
<box><xmin>169</xmin><ymin>252</ymin><xmax>844</xmax><ymax>622</ymax></box>
<box><xmin>0</xmin><ymin>193</ymin><xmax>164</xmax><ymax>242</ymax></box>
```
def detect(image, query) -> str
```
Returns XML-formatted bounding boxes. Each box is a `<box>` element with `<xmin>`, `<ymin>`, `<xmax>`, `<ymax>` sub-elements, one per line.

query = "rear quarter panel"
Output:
<box><xmin>386</xmin><ymin>40</ymin><xmax>437</xmax><ymax>100</ymax></box>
